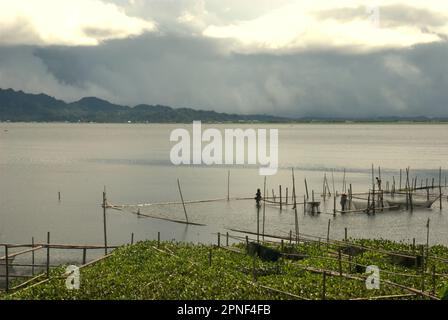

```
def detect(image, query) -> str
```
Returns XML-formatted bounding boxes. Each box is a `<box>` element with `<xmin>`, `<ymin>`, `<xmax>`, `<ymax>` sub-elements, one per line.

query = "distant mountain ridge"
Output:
<box><xmin>1</xmin><ymin>88</ymin><xmax>446</xmax><ymax>123</ymax></box>
<box><xmin>0</xmin><ymin>88</ymin><xmax>289</xmax><ymax>123</ymax></box>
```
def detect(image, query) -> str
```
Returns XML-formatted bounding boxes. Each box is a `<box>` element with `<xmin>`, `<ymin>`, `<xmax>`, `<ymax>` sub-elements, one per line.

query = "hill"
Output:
<box><xmin>0</xmin><ymin>88</ymin><xmax>288</xmax><ymax>123</ymax></box>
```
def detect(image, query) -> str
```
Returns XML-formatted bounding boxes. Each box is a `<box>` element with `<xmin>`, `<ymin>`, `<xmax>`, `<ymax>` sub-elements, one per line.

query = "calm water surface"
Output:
<box><xmin>1</xmin><ymin>123</ymin><xmax>447</xmax><ymax>264</ymax></box>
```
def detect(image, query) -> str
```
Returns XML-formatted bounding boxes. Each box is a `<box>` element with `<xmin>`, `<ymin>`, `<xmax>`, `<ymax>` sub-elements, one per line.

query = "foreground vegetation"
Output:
<box><xmin>2</xmin><ymin>238</ymin><xmax>448</xmax><ymax>300</ymax></box>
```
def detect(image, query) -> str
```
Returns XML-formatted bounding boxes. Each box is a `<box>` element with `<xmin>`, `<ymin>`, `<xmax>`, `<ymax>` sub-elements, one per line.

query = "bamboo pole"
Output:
<box><xmin>177</xmin><ymin>179</ymin><xmax>189</xmax><ymax>223</ymax></box>
<box><xmin>333</xmin><ymin>194</ymin><xmax>336</xmax><ymax>215</ymax></box>
<box><xmin>4</xmin><ymin>245</ymin><xmax>9</xmax><ymax>292</ymax></box>
<box><xmin>227</xmin><ymin>170</ymin><xmax>230</xmax><ymax>201</ymax></box>
<box><xmin>426</xmin><ymin>218</ymin><xmax>430</xmax><ymax>266</ymax></box>
<box><xmin>323</xmin><ymin>174</ymin><xmax>327</xmax><ymax>200</ymax></box>
<box><xmin>103</xmin><ymin>187</ymin><xmax>108</xmax><ymax>255</ymax></box>
<box><xmin>304</xmin><ymin>178</ymin><xmax>309</xmax><ymax>200</ymax></box>
<box><xmin>279</xmin><ymin>185</ymin><xmax>282</xmax><ymax>211</ymax></box>
<box><xmin>303</xmin><ymin>195</ymin><xmax>306</xmax><ymax>215</ymax></box>
<box><xmin>262</xmin><ymin>176</ymin><xmax>266</xmax><ymax>240</ymax></box>
<box><xmin>31</xmin><ymin>237</ymin><xmax>35</xmax><ymax>276</ymax></box>
<box><xmin>292</xmin><ymin>168</ymin><xmax>299</xmax><ymax>242</ymax></box>
<box><xmin>257</xmin><ymin>200</ymin><xmax>260</xmax><ymax>244</ymax></box>
<box><xmin>331</xmin><ymin>169</ymin><xmax>336</xmax><ymax>195</ymax></box>
<box><xmin>439</xmin><ymin>167</ymin><xmax>443</xmax><ymax>210</ymax></box>
<box><xmin>83</xmin><ymin>248</ymin><xmax>87</xmax><ymax>265</ymax></box>
<box><xmin>46</xmin><ymin>232</ymin><xmax>50</xmax><ymax>278</ymax></box>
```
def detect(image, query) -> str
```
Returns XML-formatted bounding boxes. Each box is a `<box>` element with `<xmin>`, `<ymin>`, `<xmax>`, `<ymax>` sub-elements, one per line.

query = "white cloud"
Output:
<box><xmin>203</xmin><ymin>0</ymin><xmax>448</xmax><ymax>52</ymax></box>
<box><xmin>0</xmin><ymin>0</ymin><xmax>156</xmax><ymax>46</ymax></box>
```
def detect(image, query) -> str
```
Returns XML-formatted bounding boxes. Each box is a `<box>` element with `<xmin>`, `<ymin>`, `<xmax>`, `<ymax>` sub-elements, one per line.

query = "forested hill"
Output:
<box><xmin>0</xmin><ymin>88</ymin><xmax>288</xmax><ymax>123</ymax></box>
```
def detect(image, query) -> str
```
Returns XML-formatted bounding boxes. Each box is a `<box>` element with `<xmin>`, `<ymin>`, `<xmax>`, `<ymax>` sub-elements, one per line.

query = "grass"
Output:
<box><xmin>2</xmin><ymin>238</ymin><xmax>448</xmax><ymax>300</ymax></box>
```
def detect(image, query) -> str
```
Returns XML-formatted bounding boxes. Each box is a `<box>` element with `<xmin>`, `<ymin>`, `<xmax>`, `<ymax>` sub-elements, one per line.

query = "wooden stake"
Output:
<box><xmin>131</xmin><ymin>233</ymin><xmax>134</xmax><ymax>245</ymax></box>
<box><xmin>344</xmin><ymin>228</ymin><xmax>348</xmax><ymax>241</ymax></box>
<box><xmin>327</xmin><ymin>219</ymin><xmax>331</xmax><ymax>243</ymax></box>
<box><xmin>226</xmin><ymin>232</ymin><xmax>229</xmax><ymax>247</ymax></box>
<box><xmin>218</xmin><ymin>232</ymin><xmax>221</xmax><ymax>247</ymax></box>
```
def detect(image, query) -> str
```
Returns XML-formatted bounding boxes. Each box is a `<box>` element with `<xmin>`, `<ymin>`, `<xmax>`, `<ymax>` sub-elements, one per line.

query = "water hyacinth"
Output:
<box><xmin>1</xmin><ymin>239</ymin><xmax>448</xmax><ymax>300</ymax></box>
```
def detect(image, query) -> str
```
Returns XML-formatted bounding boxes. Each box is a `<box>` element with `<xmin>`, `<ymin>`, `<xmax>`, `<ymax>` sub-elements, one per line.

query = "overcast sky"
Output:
<box><xmin>0</xmin><ymin>0</ymin><xmax>447</xmax><ymax>117</ymax></box>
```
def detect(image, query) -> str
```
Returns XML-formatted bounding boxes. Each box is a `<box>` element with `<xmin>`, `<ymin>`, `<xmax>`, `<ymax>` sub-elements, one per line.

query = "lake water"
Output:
<box><xmin>1</xmin><ymin>123</ymin><xmax>448</xmax><ymax>265</ymax></box>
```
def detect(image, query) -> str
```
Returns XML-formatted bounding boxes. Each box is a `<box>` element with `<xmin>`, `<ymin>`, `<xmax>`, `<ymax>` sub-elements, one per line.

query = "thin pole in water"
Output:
<box><xmin>227</xmin><ymin>170</ymin><xmax>230</xmax><ymax>201</ymax></box>
<box><xmin>304</xmin><ymin>178</ymin><xmax>309</xmax><ymax>200</ymax></box>
<box><xmin>103</xmin><ymin>186</ymin><xmax>108</xmax><ymax>255</ymax></box>
<box><xmin>292</xmin><ymin>168</ymin><xmax>299</xmax><ymax>242</ymax></box>
<box><xmin>177</xmin><ymin>179</ymin><xmax>189</xmax><ymax>223</ymax></box>
<box><xmin>439</xmin><ymin>167</ymin><xmax>443</xmax><ymax>210</ymax></box>
<box><xmin>262</xmin><ymin>176</ymin><xmax>266</xmax><ymax>240</ymax></box>
<box><xmin>279</xmin><ymin>185</ymin><xmax>283</xmax><ymax>211</ymax></box>
<box><xmin>4</xmin><ymin>245</ymin><xmax>9</xmax><ymax>293</ymax></box>
<box><xmin>31</xmin><ymin>237</ymin><xmax>35</xmax><ymax>276</ymax></box>
<box><xmin>46</xmin><ymin>231</ymin><xmax>50</xmax><ymax>278</ymax></box>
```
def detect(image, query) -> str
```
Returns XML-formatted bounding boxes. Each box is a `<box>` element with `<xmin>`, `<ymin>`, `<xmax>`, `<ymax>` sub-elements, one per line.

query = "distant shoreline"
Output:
<box><xmin>1</xmin><ymin>120</ymin><xmax>448</xmax><ymax>125</ymax></box>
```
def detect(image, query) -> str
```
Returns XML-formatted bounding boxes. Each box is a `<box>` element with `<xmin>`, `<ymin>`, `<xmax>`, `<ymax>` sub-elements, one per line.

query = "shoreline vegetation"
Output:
<box><xmin>2</xmin><ymin>238</ymin><xmax>448</xmax><ymax>300</ymax></box>
<box><xmin>1</xmin><ymin>88</ymin><xmax>447</xmax><ymax>124</ymax></box>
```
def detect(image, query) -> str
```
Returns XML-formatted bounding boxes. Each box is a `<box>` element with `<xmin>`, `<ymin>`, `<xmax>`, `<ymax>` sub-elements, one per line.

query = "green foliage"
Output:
<box><xmin>2</xmin><ymin>239</ymin><xmax>448</xmax><ymax>300</ymax></box>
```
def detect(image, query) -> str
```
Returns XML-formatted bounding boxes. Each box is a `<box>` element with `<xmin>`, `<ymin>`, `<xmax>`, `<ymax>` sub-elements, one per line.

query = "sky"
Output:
<box><xmin>0</xmin><ymin>0</ymin><xmax>447</xmax><ymax>118</ymax></box>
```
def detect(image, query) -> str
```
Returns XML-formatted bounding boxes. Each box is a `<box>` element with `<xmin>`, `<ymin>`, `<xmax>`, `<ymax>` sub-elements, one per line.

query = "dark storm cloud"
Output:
<box><xmin>1</xmin><ymin>33</ymin><xmax>448</xmax><ymax>118</ymax></box>
<box><xmin>316</xmin><ymin>5</ymin><xmax>447</xmax><ymax>29</ymax></box>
